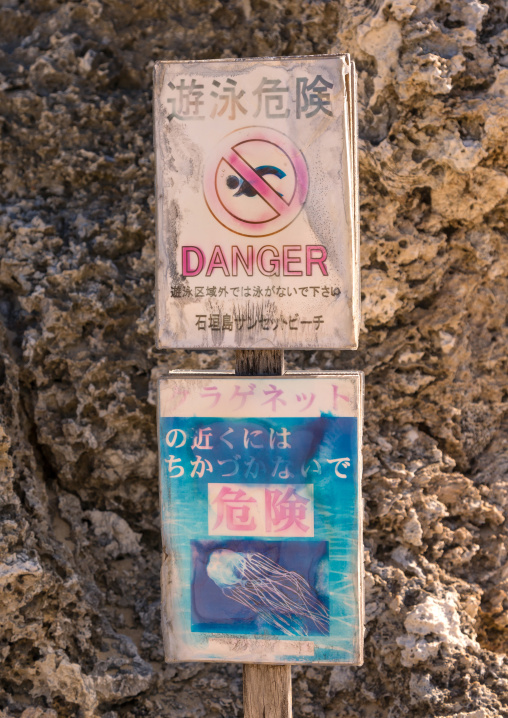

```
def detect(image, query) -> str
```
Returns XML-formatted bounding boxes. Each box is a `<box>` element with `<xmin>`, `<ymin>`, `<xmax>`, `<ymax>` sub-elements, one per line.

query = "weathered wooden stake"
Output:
<box><xmin>235</xmin><ymin>349</ymin><xmax>284</xmax><ymax>377</ymax></box>
<box><xmin>235</xmin><ymin>349</ymin><xmax>292</xmax><ymax>718</ymax></box>
<box><xmin>243</xmin><ymin>664</ymin><xmax>292</xmax><ymax>718</ymax></box>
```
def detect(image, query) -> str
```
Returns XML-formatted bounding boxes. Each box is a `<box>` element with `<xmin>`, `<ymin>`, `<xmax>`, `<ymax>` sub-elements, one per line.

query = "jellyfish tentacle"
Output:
<box><xmin>207</xmin><ymin>549</ymin><xmax>329</xmax><ymax>636</ymax></box>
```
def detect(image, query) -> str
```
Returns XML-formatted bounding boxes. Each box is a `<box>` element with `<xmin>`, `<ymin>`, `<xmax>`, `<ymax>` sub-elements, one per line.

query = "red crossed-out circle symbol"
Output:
<box><xmin>203</xmin><ymin>127</ymin><xmax>309</xmax><ymax>237</ymax></box>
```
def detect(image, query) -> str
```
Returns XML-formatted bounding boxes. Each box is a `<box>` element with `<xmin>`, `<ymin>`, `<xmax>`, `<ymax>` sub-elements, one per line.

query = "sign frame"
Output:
<box><xmin>157</xmin><ymin>370</ymin><xmax>364</xmax><ymax>665</ymax></box>
<box><xmin>154</xmin><ymin>54</ymin><xmax>360</xmax><ymax>351</ymax></box>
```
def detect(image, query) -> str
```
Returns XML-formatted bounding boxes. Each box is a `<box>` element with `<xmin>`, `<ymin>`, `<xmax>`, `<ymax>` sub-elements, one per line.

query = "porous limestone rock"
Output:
<box><xmin>0</xmin><ymin>0</ymin><xmax>507</xmax><ymax>716</ymax></box>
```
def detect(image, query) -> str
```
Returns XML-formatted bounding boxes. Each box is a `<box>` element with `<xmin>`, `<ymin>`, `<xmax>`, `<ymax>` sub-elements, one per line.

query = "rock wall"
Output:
<box><xmin>0</xmin><ymin>0</ymin><xmax>507</xmax><ymax>716</ymax></box>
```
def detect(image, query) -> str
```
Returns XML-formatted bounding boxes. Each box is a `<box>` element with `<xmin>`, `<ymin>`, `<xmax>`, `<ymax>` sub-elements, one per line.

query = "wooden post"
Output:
<box><xmin>236</xmin><ymin>349</ymin><xmax>292</xmax><ymax>718</ymax></box>
<box><xmin>235</xmin><ymin>349</ymin><xmax>284</xmax><ymax>377</ymax></box>
<box><xmin>243</xmin><ymin>664</ymin><xmax>292</xmax><ymax>718</ymax></box>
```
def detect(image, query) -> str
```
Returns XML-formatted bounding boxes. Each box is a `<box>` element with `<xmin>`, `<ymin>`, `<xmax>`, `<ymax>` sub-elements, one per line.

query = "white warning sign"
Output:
<box><xmin>154</xmin><ymin>55</ymin><xmax>359</xmax><ymax>350</ymax></box>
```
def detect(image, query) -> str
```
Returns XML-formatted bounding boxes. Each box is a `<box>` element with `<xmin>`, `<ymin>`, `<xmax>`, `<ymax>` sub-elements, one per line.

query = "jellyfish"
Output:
<box><xmin>206</xmin><ymin>549</ymin><xmax>329</xmax><ymax>637</ymax></box>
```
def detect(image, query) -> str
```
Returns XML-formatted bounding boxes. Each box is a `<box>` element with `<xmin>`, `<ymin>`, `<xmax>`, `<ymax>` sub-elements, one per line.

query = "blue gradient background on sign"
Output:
<box><xmin>159</xmin><ymin>416</ymin><xmax>360</xmax><ymax>663</ymax></box>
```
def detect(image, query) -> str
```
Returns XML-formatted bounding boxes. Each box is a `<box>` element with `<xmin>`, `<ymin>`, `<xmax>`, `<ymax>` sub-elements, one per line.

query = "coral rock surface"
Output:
<box><xmin>0</xmin><ymin>0</ymin><xmax>507</xmax><ymax>716</ymax></box>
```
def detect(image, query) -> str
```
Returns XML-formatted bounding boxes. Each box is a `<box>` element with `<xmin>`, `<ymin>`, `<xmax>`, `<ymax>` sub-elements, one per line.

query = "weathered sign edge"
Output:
<box><xmin>154</xmin><ymin>52</ymin><xmax>351</xmax><ymax>68</ymax></box>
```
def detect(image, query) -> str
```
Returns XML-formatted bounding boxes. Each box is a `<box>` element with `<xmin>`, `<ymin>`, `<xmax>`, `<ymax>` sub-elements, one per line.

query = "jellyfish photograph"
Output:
<box><xmin>191</xmin><ymin>540</ymin><xmax>329</xmax><ymax>637</ymax></box>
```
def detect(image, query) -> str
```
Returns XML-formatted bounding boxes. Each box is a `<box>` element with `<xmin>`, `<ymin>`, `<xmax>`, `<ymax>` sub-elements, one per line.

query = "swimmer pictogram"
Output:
<box><xmin>204</xmin><ymin>127</ymin><xmax>309</xmax><ymax>237</ymax></box>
